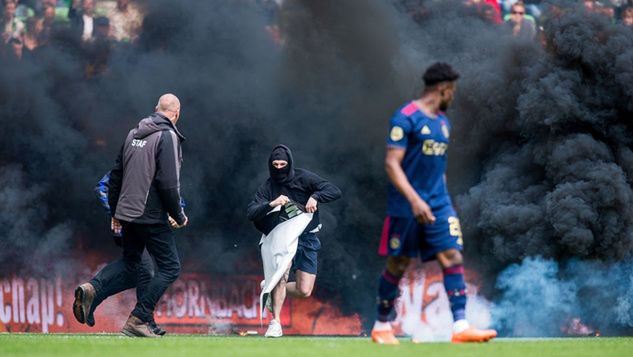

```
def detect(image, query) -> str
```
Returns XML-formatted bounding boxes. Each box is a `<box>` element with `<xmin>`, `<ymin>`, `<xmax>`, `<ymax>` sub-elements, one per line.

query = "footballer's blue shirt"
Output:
<box><xmin>386</xmin><ymin>101</ymin><xmax>452</xmax><ymax>217</ymax></box>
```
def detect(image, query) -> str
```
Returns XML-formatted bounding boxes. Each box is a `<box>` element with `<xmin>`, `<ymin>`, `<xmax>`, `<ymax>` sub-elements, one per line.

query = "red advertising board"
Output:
<box><xmin>0</xmin><ymin>259</ymin><xmax>488</xmax><ymax>338</ymax></box>
<box><xmin>0</xmin><ymin>270</ymin><xmax>363</xmax><ymax>335</ymax></box>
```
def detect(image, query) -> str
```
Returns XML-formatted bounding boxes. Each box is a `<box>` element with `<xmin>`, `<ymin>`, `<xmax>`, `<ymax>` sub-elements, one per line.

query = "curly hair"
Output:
<box><xmin>422</xmin><ymin>62</ymin><xmax>460</xmax><ymax>87</ymax></box>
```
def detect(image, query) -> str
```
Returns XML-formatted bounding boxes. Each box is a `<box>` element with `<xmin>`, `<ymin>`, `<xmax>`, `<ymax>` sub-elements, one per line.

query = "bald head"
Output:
<box><xmin>155</xmin><ymin>93</ymin><xmax>181</xmax><ymax>124</ymax></box>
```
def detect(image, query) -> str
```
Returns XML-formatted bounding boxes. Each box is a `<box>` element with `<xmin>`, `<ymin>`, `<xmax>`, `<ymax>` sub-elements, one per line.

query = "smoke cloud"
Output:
<box><xmin>451</xmin><ymin>2</ymin><xmax>633</xmax><ymax>335</ymax></box>
<box><xmin>494</xmin><ymin>257</ymin><xmax>633</xmax><ymax>336</ymax></box>
<box><xmin>2</xmin><ymin>0</ymin><xmax>633</xmax><ymax>336</ymax></box>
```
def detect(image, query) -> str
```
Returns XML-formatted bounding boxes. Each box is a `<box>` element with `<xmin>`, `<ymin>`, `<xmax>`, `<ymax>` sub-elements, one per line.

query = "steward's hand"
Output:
<box><xmin>111</xmin><ymin>217</ymin><xmax>122</xmax><ymax>235</ymax></box>
<box><xmin>170</xmin><ymin>215</ymin><xmax>188</xmax><ymax>229</ymax></box>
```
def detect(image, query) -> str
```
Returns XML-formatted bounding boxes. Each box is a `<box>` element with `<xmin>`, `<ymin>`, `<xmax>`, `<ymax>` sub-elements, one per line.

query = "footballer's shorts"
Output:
<box><xmin>292</xmin><ymin>232</ymin><xmax>321</xmax><ymax>275</ymax></box>
<box><xmin>378</xmin><ymin>204</ymin><xmax>463</xmax><ymax>262</ymax></box>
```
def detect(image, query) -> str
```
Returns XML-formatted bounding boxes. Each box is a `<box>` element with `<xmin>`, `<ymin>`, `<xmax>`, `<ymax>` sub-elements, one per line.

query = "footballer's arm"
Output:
<box><xmin>385</xmin><ymin>147</ymin><xmax>435</xmax><ymax>224</ymax></box>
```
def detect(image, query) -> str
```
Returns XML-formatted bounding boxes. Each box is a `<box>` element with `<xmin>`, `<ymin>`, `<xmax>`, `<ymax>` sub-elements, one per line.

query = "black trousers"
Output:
<box><xmin>115</xmin><ymin>221</ymin><xmax>180</xmax><ymax>322</ymax></box>
<box><xmin>89</xmin><ymin>250</ymin><xmax>154</xmax><ymax>320</ymax></box>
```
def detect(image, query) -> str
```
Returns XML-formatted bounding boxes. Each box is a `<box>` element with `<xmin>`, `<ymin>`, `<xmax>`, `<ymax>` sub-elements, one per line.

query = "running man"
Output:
<box><xmin>247</xmin><ymin>144</ymin><xmax>341</xmax><ymax>337</ymax></box>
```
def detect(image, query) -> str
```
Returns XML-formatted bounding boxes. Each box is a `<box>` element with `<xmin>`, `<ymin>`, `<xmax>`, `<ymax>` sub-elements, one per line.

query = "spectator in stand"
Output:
<box><xmin>584</xmin><ymin>0</ymin><xmax>617</xmax><ymax>21</ymax></box>
<box><xmin>106</xmin><ymin>0</ymin><xmax>142</xmax><ymax>42</ymax></box>
<box><xmin>5</xmin><ymin>36</ymin><xmax>28</xmax><ymax>61</ymax></box>
<box><xmin>42</xmin><ymin>0</ymin><xmax>62</xmax><ymax>15</ymax></box>
<box><xmin>85</xmin><ymin>16</ymin><xmax>112</xmax><ymax>77</ymax></box>
<box><xmin>16</xmin><ymin>0</ymin><xmax>36</xmax><ymax>20</ymax></box>
<box><xmin>464</xmin><ymin>0</ymin><xmax>502</xmax><ymax>23</ymax></box>
<box><xmin>482</xmin><ymin>2</ymin><xmax>501</xmax><ymax>24</ymax></box>
<box><xmin>622</xmin><ymin>6</ymin><xmax>633</xmax><ymax>25</ymax></box>
<box><xmin>93</xmin><ymin>16</ymin><xmax>111</xmax><ymax>40</ymax></box>
<box><xmin>23</xmin><ymin>16</ymin><xmax>43</xmax><ymax>51</ymax></box>
<box><xmin>2</xmin><ymin>0</ymin><xmax>25</xmax><ymax>43</ymax></box>
<box><xmin>501</xmin><ymin>0</ymin><xmax>542</xmax><ymax>19</ymax></box>
<box><xmin>506</xmin><ymin>1</ymin><xmax>537</xmax><ymax>39</ymax></box>
<box><xmin>43</xmin><ymin>1</ymin><xmax>56</xmax><ymax>22</ymax></box>
<box><xmin>40</xmin><ymin>2</ymin><xmax>56</xmax><ymax>43</ymax></box>
<box><xmin>601</xmin><ymin>4</ymin><xmax>616</xmax><ymax>21</ymax></box>
<box><xmin>69</xmin><ymin>0</ymin><xmax>97</xmax><ymax>42</ymax></box>
<box><xmin>258</xmin><ymin>0</ymin><xmax>282</xmax><ymax>45</ymax></box>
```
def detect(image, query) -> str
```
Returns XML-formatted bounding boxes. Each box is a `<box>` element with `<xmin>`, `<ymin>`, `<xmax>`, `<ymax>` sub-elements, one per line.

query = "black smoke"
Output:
<box><xmin>275</xmin><ymin>0</ymin><xmax>633</xmax><ymax>335</ymax></box>
<box><xmin>2</xmin><ymin>0</ymin><xmax>633</xmax><ymax>336</ymax></box>
<box><xmin>1</xmin><ymin>0</ymin><xmax>280</xmax><ymax>273</ymax></box>
<box><xmin>450</xmin><ymin>2</ymin><xmax>633</xmax><ymax>335</ymax></box>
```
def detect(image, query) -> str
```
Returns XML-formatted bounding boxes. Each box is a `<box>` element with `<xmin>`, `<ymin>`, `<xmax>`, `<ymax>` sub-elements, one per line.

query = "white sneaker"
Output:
<box><xmin>264</xmin><ymin>319</ymin><xmax>283</xmax><ymax>338</ymax></box>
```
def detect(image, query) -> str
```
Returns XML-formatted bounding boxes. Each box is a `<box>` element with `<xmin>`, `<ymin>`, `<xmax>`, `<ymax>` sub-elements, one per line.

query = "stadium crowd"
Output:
<box><xmin>1</xmin><ymin>0</ymin><xmax>143</xmax><ymax>75</ymax></box>
<box><xmin>405</xmin><ymin>0</ymin><xmax>633</xmax><ymax>39</ymax></box>
<box><xmin>1</xmin><ymin>0</ymin><xmax>632</xmax><ymax>76</ymax></box>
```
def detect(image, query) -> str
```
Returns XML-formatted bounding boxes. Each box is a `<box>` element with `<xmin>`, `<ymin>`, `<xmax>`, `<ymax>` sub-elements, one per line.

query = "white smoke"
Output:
<box><xmin>492</xmin><ymin>256</ymin><xmax>633</xmax><ymax>336</ymax></box>
<box><xmin>396</xmin><ymin>263</ymin><xmax>493</xmax><ymax>342</ymax></box>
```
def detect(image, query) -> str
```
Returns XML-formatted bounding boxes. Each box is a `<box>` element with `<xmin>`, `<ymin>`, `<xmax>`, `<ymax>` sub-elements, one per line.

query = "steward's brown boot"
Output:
<box><xmin>73</xmin><ymin>283</ymin><xmax>95</xmax><ymax>325</ymax></box>
<box><xmin>121</xmin><ymin>315</ymin><xmax>161</xmax><ymax>338</ymax></box>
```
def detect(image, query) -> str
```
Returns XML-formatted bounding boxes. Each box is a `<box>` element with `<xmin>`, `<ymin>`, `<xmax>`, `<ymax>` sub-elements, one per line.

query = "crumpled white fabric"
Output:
<box><xmin>259</xmin><ymin>207</ymin><xmax>313</xmax><ymax>322</ymax></box>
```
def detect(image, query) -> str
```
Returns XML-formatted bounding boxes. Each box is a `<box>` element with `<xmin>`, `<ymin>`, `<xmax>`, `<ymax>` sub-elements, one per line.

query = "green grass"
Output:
<box><xmin>0</xmin><ymin>334</ymin><xmax>632</xmax><ymax>357</ymax></box>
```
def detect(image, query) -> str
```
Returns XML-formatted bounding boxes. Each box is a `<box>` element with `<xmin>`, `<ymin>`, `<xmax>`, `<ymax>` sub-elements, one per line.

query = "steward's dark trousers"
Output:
<box><xmin>120</xmin><ymin>221</ymin><xmax>181</xmax><ymax>323</ymax></box>
<box><xmin>89</xmin><ymin>251</ymin><xmax>154</xmax><ymax>315</ymax></box>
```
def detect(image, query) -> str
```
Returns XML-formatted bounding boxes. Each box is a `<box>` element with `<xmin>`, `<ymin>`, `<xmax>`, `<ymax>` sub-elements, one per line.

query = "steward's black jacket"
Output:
<box><xmin>108</xmin><ymin>113</ymin><xmax>186</xmax><ymax>225</ymax></box>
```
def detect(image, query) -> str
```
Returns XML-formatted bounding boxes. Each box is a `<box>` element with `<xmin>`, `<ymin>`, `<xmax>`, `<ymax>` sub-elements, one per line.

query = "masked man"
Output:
<box><xmin>247</xmin><ymin>145</ymin><xmax>341</xmax><ymax>337</ymax></box>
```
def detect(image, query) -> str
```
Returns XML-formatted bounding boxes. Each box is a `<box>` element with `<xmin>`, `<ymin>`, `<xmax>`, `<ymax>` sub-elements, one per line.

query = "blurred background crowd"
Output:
<box><xmin>2</xmin><ymin>0</ymin><xmax>632</xmax><ymax>77</ymax></box>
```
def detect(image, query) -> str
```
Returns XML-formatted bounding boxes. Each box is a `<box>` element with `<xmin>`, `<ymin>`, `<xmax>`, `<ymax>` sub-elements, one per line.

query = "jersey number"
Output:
<box><xmin>448</xmin><ymin>216</ymin><xmax>463</xmax><ymax>246</ymax></box>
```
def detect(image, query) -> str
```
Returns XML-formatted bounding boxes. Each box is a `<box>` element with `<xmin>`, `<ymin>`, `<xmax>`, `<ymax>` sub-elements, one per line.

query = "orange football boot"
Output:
<box><xmin>451</xmin><ymin>327</ymin><xmax>497</xmax><ymax>343</ymax></box>
<box><xmin>371</xmin><ymin>329</ymin><xmax>400</xmax><ymax>345</ymax></box>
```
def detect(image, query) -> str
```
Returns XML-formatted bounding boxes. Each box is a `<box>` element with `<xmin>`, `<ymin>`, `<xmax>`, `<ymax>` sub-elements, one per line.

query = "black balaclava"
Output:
<box><xmin>268</xmin><ymin>144</ymin><xmax>295</xmax><ymax>184</ymax></box>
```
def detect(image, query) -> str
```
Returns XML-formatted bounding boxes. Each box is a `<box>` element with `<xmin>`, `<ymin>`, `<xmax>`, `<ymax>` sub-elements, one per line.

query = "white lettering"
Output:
<box><xmin>0</xmin><ymin>277</ymin><xmax>64</xmax><ymax>333</ymax></box>
<box><xmin>422</xmin><ymin>139</ymin><xmax>448</xmax><ymax>156</ymax></box>
<box><xmin>187</xmin><ymin>281</ymin><xmax>203</xmax><ymax>318</ymax></box>
<box><xmin>169</xmin><ymin>280</ymin><xmax>187</xmax><ymax>318</ymax></box>
<box><xmin>0</xmin><ymin>280</ymin><xmax>11</xmax><ymax>323</ymax></box>
<box><xmin>26</xmin><ymin>279</ymin><xmax>40</xmax><ymax>324</ymax></box>
<box><xmin>131</xmin><ymin>139</ymin><xmax>147</xmax><ymax>148</ymax></box>
<box><xmin>55</xmin><ymin>278</ymin><xmax>63</xmax><ymax>326</ymax></box>
<box><xmin>157</xmin><ymin>278</ymin><xmax>261</xmax><ymax>321</ymax></box>
<box><xmin>12</xmin><ymin>278</ymin><xmax>25</xmax><ymax>323</ymax></box>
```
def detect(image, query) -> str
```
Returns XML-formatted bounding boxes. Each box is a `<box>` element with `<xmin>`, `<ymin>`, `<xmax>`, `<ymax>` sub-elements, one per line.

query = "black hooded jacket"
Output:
<box><xmin>108</xmin><ymin>112</ymin><xmax>186</xmax><ymax>225</ymax></box>
<box><xmin>246</xmin><ymin>145</ymin><xmax>342</xmax><ymax>233</ymax></box>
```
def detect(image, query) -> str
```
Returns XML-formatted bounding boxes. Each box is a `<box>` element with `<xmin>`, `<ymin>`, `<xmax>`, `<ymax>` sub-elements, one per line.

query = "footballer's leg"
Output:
<box><xmin>437</xmin><ymin>249</ymin><xmax>496</xmax><ymax>343</ymax></box>
<box><xmin>371</xmin><ymin>255</ymin><xmax>410</xmax><ymax>345</ymax></box>
<box><xmin>431</xmin><ymin>211</ymin><xmax>497</xmax><ymax>343</ymax></box>
<box><xmin>372</xmin><ymin>216</ymin><xmax>419</xmax><ymax>345</ymax></box>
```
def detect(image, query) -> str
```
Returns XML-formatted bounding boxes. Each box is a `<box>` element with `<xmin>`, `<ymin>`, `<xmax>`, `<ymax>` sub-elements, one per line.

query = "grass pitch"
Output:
<box><xmin>0</xmin><ymin>334</ymin><xmax>631</xmax><ymax>357</ymax></box>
